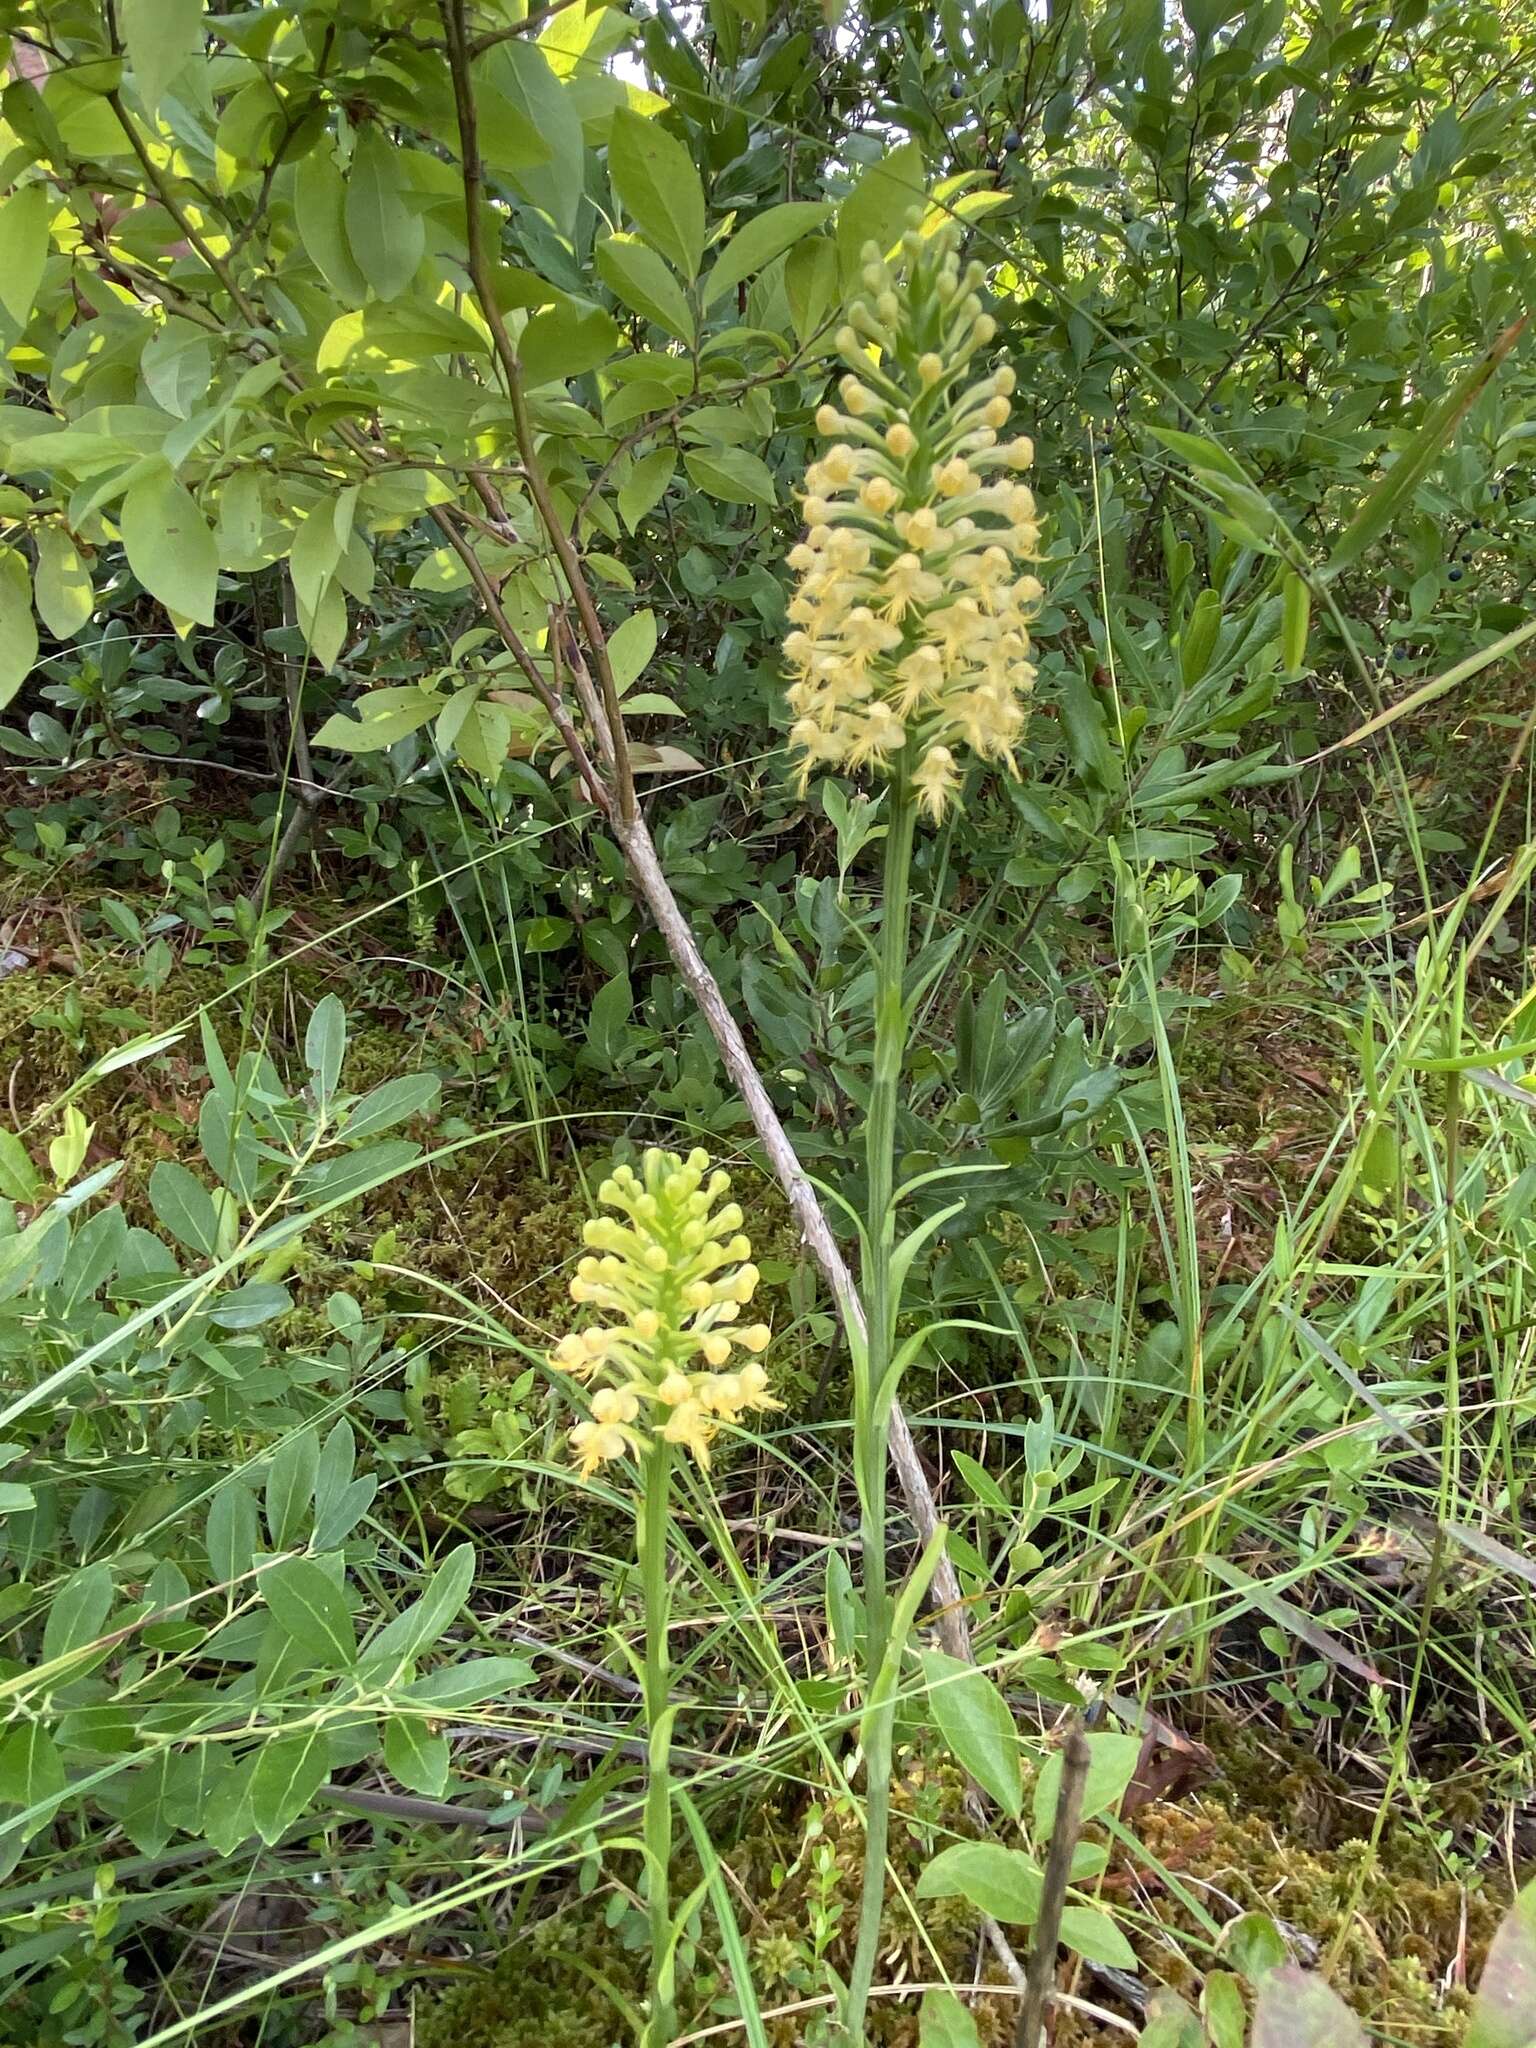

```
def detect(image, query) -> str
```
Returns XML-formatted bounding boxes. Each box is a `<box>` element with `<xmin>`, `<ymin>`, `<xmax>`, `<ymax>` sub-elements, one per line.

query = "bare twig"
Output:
<box><xmin>1016</xmin><ymin>1719</ymin><xmax>1093</xmax><ymax>2048</ymax></box>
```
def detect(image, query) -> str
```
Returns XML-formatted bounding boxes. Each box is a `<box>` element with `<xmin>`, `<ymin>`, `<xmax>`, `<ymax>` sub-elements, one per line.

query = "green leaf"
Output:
<box><xmin>683</xmin><ymin>446</ymin><xmax>776</xmax><ymax>507</ymax></box>
<box><xmin>206</xmin><ymin>1482</ymin><xmax>258</xmax><ymax>1587</ymax></box>
<box><xmin>919</xmin><ymin>1989</ymin><xmax>982</xmax><ymax>2048</ymax></box>
<box><xmin>1328</xmin><ymin>316</ymin><xmax>1527</xmax><ymax>579</ymax></box>
<box><xmin>1033</xmin><ymin>1730</ymin><xmax>1142</xmax><ymax>1834</ymax></box>
<box><xmin>704</xmin><ymin>200</ymin><xmax>832</xmax><ymax>307</ymax></box>
<box><xmin>915</xmin><ymin>1841</ymin><xmax>1043</xmax><ymax>1923</ymax></box>
<box><xmin>209</xmin><ymin>1279</ymin><xmax>290</xmax><ymax>1329</ymax></box>
<box><xmin>836</xmin><ymin>140</ymin><xmax>926</xmax><ymax>286</ymax></box>
<box><xmin>33</xmin><ymin>528</ymin><xmax>92</xmax><ymax>640</ymax></box>
<box><xmin>920</xmin><ymin>1650</ymin><xmax>1022</xmax><ymax>1816</ymax></box>
<box><xmin>0</xmin><ymin>185</ymin><xmax>51</xmax><ymax>332</ymax></box>
<box><xmin>1468</xmin><ymin>1879</ymin><xmax>1536</xmax><ymax>2048</ymax></box>
<box><xmin>608</xmin><ymin>108</ymin><xmax>705</xmax><ymax>278</ymax></box>
<box><xmin>122</xmin><ymin>0</ymin><xmax>204</xmax><ymax>111</ymax></box>
<box><xmin>344</xmin><ymin>1073</ymin><xmax>441</xmax><ymax>1142</ymax></box>
<box><xmin>305</xmin><ymin>993</ymin><xmax>347</xmax><ymax>1105</ymax></box>
<box><xmin>1251</xmin><ymin>1965</ymin><xmax>1367</xmax><ymax>2048</ymax></box>
<box><xmin>120</xmin><ymin>470</ymin><xmax>219</xmax><ymax>627</ymax></box>
<box><xmin>1146</xmin><ymin>423</ymin><xmax>1252</xmax><ymax>487</ymax></box>
<box><xmin>312</xmin><ymin>686</ymin><xmax>439</xmax><ymax>753</ymax></box>
<box><xmin>42</xmin><ymin>1561</ymin><xmax>114</xmax><ymax>1663</ymax></box>
<box><xmin>609</xmin><ymin>609</ymin><xmax>657</xmax><ymax>692</ymax></box>
<box><xmin>1281</xmin><ymin>569</ymin><xmax>1311</xmax><ymax>674</ymax></box>
<box><xmin>265</xmin><ymin>1427</ymin><xmax>319</xmax><ymax>1551</ymax></box>
<box><xmin>785</xmin><ymin>237</ymin><xmax>837</xmax><ymax>347</ymax></box>
<box><xmin>142</xmin><ymin>315</ymin><xmax>213</xmax><ymax>419</ymax></box>
<box><xmin>518</xmin><ymin>299</ymin><xmax>620</xmax><ymax>387</ymax></box>
<box><xmin>1059</xmin><ymin>1905</ymin><xmax>1138</xmax><ymax>1970</ymax></box>
<box><xmin>0</xmin><ymin>1722</ymin><xmax>66</xmax><ymax>1822</ymax></box>
<box><xmin>294</xmin><ymin>149</ymin><xmax>369</xmax><ymax>304</ymax></box>
<box><xmin>0</xmin><ymin>1129</ymin><xmax>40</xmax><ymax>1203</ymax></box>
<box><xmin>362</xmin><ymin>1541</ymin><xmax>477</xmax><ymax>1675</ymax></box>
<box><xmin>478</xmin><ymin>39</ymin><xmax>583</xmax><ymax>235</ymax></box>
<box><xmin>345</xmin><ymin>126</ymin><xmax>424</xmax><ymax>302</ymax></box>
<box><xmin>596</xmin><ymin>234</ymin><xmax>694</xmax><ymax>341</ymax></box>
<box><xmin>148</xmin><ymin>1159</ymin><xmax>221</xmax><ymax>1256</ymax></box>
<box><xmin>384</xmin><ymin>1715</ymin><xmax>451</xmax><ymax>1798</ymax></box>
<box><xmin>248</xmin><ymin>1727</ymin><xmax>331</xmax><ymax>1843</ymax></box>
<box><xmin>262</xmin><ymin>1556</ymin><xmax>357</xmax><ymax>1668</ymax></box>
<box><xmin>0</xmin><ymin>546</ymin><xmax>38</xmax><ymax>710</ymax></box>
<box><xmin>585</xmin><ymin>971</ymin><xmax>632</xmax><ymax>1065</ymax></box>
<box><xmin>618</xmin><ymin>447</ymin><xmax>676</xmax><ymax>532</ymax></box>
<box><xmin>400</xmin><ymin>1655</ymin><xmax>535</xmax><ymax>1709</ymax></box>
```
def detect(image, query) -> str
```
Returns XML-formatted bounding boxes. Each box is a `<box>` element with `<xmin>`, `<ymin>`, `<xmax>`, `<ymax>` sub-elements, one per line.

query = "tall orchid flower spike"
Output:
<box><xmin>550</xmin><ymin>1148</ymin><xmax>777</xmax><ymax>2048</ymax></box>
<box><xmin>553</xmin><ymin>1146</ymin><xmax>778</xmax><ymax>1477</ymax></box>
<box><xmin>785</xmin><ymin>214</ymin><xmax>1045</xmax><ymax>819</ymax></box>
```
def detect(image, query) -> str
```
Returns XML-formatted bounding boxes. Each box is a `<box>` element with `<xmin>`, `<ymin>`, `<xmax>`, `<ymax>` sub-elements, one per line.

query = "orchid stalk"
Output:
<box><xmin>784</xmin><ymin>214</ymin><xmax>1047</xmax><ymax>2039</ymax></box>
<box><xmin>553</xmin><ymin>1148</ymin><xmax>777</xmax><ymax>2048</ymax></box>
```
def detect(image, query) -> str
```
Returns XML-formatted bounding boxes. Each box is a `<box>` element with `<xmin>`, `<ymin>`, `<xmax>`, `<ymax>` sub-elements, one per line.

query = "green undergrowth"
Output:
<box><xmin>415</xmin><ymin>1727</ymin><xmax>1508</xmax><ymax>2048</ymax></box>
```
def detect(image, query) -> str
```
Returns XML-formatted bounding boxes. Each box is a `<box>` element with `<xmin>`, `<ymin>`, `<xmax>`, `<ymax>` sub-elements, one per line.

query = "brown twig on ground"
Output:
<box><xmin>1017</xmin><ymin>1719</ymin><xmax>1094</xmax><ymax>2048</ymax></box>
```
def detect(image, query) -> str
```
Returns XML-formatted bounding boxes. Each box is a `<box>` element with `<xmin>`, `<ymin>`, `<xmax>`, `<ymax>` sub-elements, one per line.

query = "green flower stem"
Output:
<box><xmin>845</xmin><ymin>766</ymin><xmax>918</xmax><ymax>2041</ymax></box>
<box><xmin>639</xmin><ymin>1434</ymin><xmax>676</xmax><ymax>2048</ymax></box>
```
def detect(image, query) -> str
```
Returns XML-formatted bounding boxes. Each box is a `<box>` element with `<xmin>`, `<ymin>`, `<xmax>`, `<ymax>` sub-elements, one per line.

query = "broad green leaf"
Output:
<box><xmin>344</xmin><ymin>1073</ymin><xmax>441</xmax><ymax>1142</ymax></box>
<box><xmin>1059</xmin><ymin>1905</ymin><xmax>1138</xmax><ymax>1970</ymax></box>
<box><xmin>704</xmin><ymin>200</ymin><xmax>832</xmax><ymax>306</ymax></box>
<box><xmin>384</xmin><ymin>1715</ymin><xmax>451</xmax><ymax>1798</ymax></box>
<box><xmin>608</xmin><ymin>108</ymin><xmax>705</xmax><ymax>278</ymax></box>
<box><xmin>0</xmin><ymin>1129</ymin><xmax>40</xmax><ymax>1203</ymax></box>
<box><xmin>596</xmin><ymin>234</ymin><xmax>694</xmax><ymax>341</ymax></box>
<box><xmin>1327</xmin><ymin>316</ymin><xmax>1527</xmax><ymax>578</ymax></box>
<box><xmin>919</xmin><ymin>1989</ymin><xmax>982</xmax><ymax>2048</ymax></box>
<box><xmin>449</xmin><ymin>694</ymin><xmax>512</xmax><ymax>781</ymax></box>
<box><xmin>122</xmin><ymin>0</ymin><xmax>204</xmax><ymax>111</ymax></box>
<box><xmin>0</xmin><ymin>184</ymin><xmax>51</xmax><ymax>332</ymax></box>
<box><xmin>209</xmin><ymin>1279</ymin><xmax>292</xmax><ymax>1330</ymax></box>
<box><xmin>265</xmin><ymin>1427</ymin><xmax>319</xmax><ymax>1551</ymax></box>
<box><xmin>618</xmin><ymin>447</ymin><xmax>675</xmax><ymax>531</ymax></box>
<box><xmin>1468</xmin><ymin>1879</ymin><xmax>1536</xmax><ymax>2048</ymax></box>
<box><xmin>120</xmin><ymin>471</ymin><xmax>219</xmax><ymax>627</ymax></box>
<box><xmin>518</xmin><ymin>300</ymin><xmax>620</xmax><ymax>387</ymax></box>
<box><xmin>400</xmin><ymin>1655</ymin><xmax>535</xmax><ymax>1708</ymax></box>
<box><xmin>0</xmin><ymin>1722</ymin><xmax>66</xmax><ymax>1822</ymax></box>
<box><xmin>148</xmin><ymin>1159</ymin><xmax>221</xmax><ymax>1257</ymax></box>
<box><xmin>345</xmin><ymin>126</ymin><xmax>424</xmax><ymax>301</ymax></box>
<box><xmin>836</xmin><ymin>140</ymin><xmax>925</xmax><ymax>286</ymax></box>
<box><xmin>305</xmin><ymin>993</ymin><xmax>347</xmax><ymax>1104</ymax></box>
<box><xmin>312</xmin><ymin>686</ymin><xmax>439</xmax><ymax>753</ymax></box>
<box><xmin>42</xmin><ymin>1561</ymin><xmax>114</xmax><ymax>1663</ymax></box>
<box><xmin>920</xmin><ymin>1650</ymin><xmax>1022</xmax><ymax>1817</ymax></box>
<box><xmin>1033</xmin><ymin>1730</ymin><xmax>1142</xmax><ymax>1833</ymax></box>
<box><xmin>364</xmin><ymin>1541</ymin><xmax>476</xmax><ymax>1674</ymax></box>
<box><xmin>786</xmin><ymin>236</ymin><xmax>837</xmax><ymax>347</ymax></box>
<box><xmin>206</xmin><ymin>1482</ymin><xmax>258</xmax><ymax>1587</ymax></box>
<box><xmin>294</xmin><ymin>149</ymin><xmax>369</xmax><ymax>304</ymax></box>
<box><xmin>609</xmin><ymin>609</ymin><xmax>658</xmax><ymax>692</ymax></box>
<box><xmin>33</xmin><ymin>528</ymin><xmax>92</xmax><ymax>640</ymax></box>
<box><xmin>262</xmin><ymin>1556</ymin><xmax>357</xmax><ymax>1668</ymax></box>
<box><xmin>141</xmin><ymin>315</ymin><xmax>213</xmax><ymax>419</ymax></box>
<box><xmin>0</xmin><ymin>547</ymin><xmax>38</xmax><ymax>708</ymax></box>
<box><xmin>248</xmin><ymin>1727</ymin><xmax>331</xmax><ymax>1843</ymax></box>
<box><xmin>915</xmin><ymin>1840</ymin><xmax>1043</xmax><ymax>1923</ymax></box>
<box><xmin>478</xmin><ymin>39</ymin><xmax>583</xmax><ymax>233</ymax></box>
<box><xmin>1251</xmin><ymin>1965</ymin><xmax>1367</xmax><ymax>2048</ymax></box>
<box><xmin>684</xmin><ymin>446</ymin><xmax>776</xmax><ymax>507</ymax></box>
<box><xmin>1146</xmin><ymin>423</ymin><xmax>1252</xmax><ymax>487</ymax></box>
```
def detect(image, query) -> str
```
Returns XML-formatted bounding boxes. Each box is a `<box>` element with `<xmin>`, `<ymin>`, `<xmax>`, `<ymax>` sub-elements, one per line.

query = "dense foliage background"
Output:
<box><xmin>2</xmin><ymin>1</ymin><xmax>1535</xmax><ymax>2043</ymax></box>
